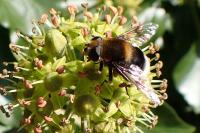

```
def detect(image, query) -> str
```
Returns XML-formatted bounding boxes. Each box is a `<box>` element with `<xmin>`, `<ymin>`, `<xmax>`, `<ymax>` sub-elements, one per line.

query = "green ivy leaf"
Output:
<box><xmin>173</xmin><ymin>44</ymin><xmax>196</xmax><ymax>86</ymax></box>
<box><xmin>0</xmin><ymin>0</ymin><xmax>65</xmax><ymax>33</ymax></box>
<box><xmin>144</xmin><ymin>103</ymin><xmax>195</xmax><ymax>133</ymax></box>
<box><xmin>173</xmin><ymin>44</ymin><xmax>200</xmax><ymax>113</ymax></box>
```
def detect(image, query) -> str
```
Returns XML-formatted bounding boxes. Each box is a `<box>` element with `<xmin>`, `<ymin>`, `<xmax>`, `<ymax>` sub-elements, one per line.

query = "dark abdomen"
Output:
<box><xmin>130</xmin><ymin>47</ymin><xmax>145</xmax><ymax>69</ymax></box>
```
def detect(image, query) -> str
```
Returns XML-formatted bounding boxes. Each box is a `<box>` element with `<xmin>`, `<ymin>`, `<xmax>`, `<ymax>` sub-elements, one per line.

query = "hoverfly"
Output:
<box><xmin>84</xmin><ymin>22</ymin><xmax>160</xmax><ymax>106</ymax></box>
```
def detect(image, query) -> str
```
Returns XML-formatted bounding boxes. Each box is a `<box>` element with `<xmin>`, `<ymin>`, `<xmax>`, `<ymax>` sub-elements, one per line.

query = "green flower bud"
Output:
<box><xmin>74</xmin><ymin>94</ymin><xmax>100</xmax><ymax>116</ymax></box>
<box><xmin>44</xmin><ymin>72</ymin><xmax>63</xmax><ymax>92</ymax></box>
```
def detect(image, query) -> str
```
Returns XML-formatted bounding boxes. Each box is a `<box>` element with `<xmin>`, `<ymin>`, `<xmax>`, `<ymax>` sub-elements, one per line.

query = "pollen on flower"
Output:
<box><xmin>105</xmin><ymin>14</ymin><xmax>112</xmax><ymax>24</ymax></box>
<box><xmin>23</xmin><ymin>116</ymin><xmax>32</xmax><ymax>125</ymax></box>
<box><xmin>105</xmin><ymin>31</ymin><xmax>112</xmax><ymax>38</ymax></box>
<box><xmin>34</xmin><ymin>58</ymin><xmax>43</xmax><ymax>69</ymax></box>
<box><xmin>0</xmin><ymin>3</ymin><xmax>167</xmax><ymax>133</ymax></box>
<box><xmin>51</xmin><ymin>15</ymin><xmax>60</xmax><ymax>27</ymax></box>
<box><xmin>56</xmin><ymin>65</ymin><xmax>65</xmax><ymax>74</ymax></box>
<box><xmin>81</xmin><ymin>27</ymin><xmax>89</xmax><ymax>37</ymax></box>
<box><xmin>37</xmin><ymin>97</ymin><xmax>47</xmax><ymax>108</ymax></box>
<box><xmin>58</xmin><ymin>89</ymin><xmax>67</xmax><ymax>96</ymax></box>
<box><xmin>119</xmin><ymin>16</ymin><xmax>127</xmax><ymax>25</ymax></box>
<box><xmin>0</xmin><ymin>87</ymin><xmax>7</xmax><ymax>95</ymax></box>
<box><xmin>49</xmin><ymin>8</ymin><xmax>57</xmax><ymax>16</ymax></box>
<box><xmin>109</xmin><ymin>6</ymin><xmax>118</xmax><ymax>15</ymax></box>
<box><xmin>34</xmin><ymin>124</ymin><xmax>42</xmax><ymax>133</ymax></box>
<box><xmin>117</xmin><ymin>6</ymin><xmax>124</xmax><ymax>15</ymax></box>
<box><xmin>84</xmin><ymin>11</ymin><xmax>93</xmax><ymax>19</ymax></box>
<box><xmin>23</xmin><ymin>79</ymin><xmax>33</xmax><ymax>89</ymax></box>
<box><xmin>18</xmin><ymin>99</ymin><xmax>31</xmax><ymax>106</ymax></box>
<box><xmin>44</xmin><ymin>115</ymin><xmax>53</xmax><ymax>122</ymax></box>
<box><xmin>67</xmin><ymin>4</ymin><xmax>77</xmax><ymax>15</ymax></box>
<box><xmin>39</xmin><ymin>14</ymin><xmax>48</xmax><ymax>24</ymax></box>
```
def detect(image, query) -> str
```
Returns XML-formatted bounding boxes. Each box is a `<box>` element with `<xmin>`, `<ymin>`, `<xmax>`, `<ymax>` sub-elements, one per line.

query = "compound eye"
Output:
<box><xmin>84</xmin><ymin>47</ymin><xmax>88</xmax><ymax>53</ymax></box>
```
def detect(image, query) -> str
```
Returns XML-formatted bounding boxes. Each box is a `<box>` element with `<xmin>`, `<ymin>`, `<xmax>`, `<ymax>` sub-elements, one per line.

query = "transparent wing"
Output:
<box><xmin>113</xmin><ymin>62</ymin><xmax>161</xmax><ymax>106</ymax></box>
<box><xmin>117</xmin><ymin>23</ymin><xmax>158</xmax><ymax>47</ymax></box>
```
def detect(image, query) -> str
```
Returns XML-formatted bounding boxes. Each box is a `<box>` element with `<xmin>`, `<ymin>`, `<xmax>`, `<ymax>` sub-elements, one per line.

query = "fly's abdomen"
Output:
<box><xmin>130</xmin><ymin>47</ymin><xmax>145</xmax><ymax>69</ymax></box>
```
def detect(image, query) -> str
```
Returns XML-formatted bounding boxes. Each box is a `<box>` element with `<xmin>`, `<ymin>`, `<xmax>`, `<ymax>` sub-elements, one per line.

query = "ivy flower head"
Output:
<box><xmin>0</xmin><ymin>4</ymin><xmax>167</xmax><ymax>133</ymax></box>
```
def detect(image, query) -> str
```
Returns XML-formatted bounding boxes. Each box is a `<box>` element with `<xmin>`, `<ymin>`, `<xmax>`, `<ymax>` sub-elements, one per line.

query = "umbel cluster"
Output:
<box><xmin>0</xmin><ymin>3</ymin><xmax>167</xmax><ymax>133</ymax></box>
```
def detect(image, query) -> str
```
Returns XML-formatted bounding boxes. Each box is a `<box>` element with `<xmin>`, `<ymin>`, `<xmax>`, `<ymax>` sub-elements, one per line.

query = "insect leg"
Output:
<box><xmin>108</xmin><ymin>65</ymin><xmax>113</xmax><ymax>81</ymax></box>
<box><xmin>99</xmin><ymin>61</ymin><xmax>103</xmax><ymax>71</ymax></box>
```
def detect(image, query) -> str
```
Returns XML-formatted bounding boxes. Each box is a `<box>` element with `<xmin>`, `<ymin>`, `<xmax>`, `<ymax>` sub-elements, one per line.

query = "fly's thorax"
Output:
<box><xmin>101</xmin><ymin>39</ymin><xmax>127</xmax><ymax>62</ymax></box>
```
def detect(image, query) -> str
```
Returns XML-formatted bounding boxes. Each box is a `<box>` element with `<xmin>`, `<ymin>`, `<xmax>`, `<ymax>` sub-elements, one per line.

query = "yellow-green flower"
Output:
<box><xmin>0</xmin><ymin>4</ymin><xmax>167</xmax><ymax>133</ymax></box>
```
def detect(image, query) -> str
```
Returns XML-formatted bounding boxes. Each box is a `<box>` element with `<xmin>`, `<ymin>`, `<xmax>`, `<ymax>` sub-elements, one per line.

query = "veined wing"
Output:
<box><xmin>113</xmin><ymin>62</ymin><xmax>161</xmax><ymax>106</ymax></box>
<box><xmin>117</xmin><ymin>23</ymin><xmax>158</xmax><ymax>47</ymax></box>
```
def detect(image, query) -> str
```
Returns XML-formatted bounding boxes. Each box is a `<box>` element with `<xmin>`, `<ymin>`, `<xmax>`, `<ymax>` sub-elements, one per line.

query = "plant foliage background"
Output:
<box><xmin>0</xmin><ymin>0</ymin><xmax>199</xmax><ymax>132</ymax></box>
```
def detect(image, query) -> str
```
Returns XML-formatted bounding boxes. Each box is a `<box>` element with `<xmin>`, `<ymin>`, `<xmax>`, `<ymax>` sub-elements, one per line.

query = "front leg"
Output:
<box><xmin>108</xmin><ymin>64</ymin><xmax>113</xmax><ymax>81</ymax></box>
<box><xmin>99</xmin><ymin>61</ymin><xmax>103</xmax><ymax>71</ymax></box>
